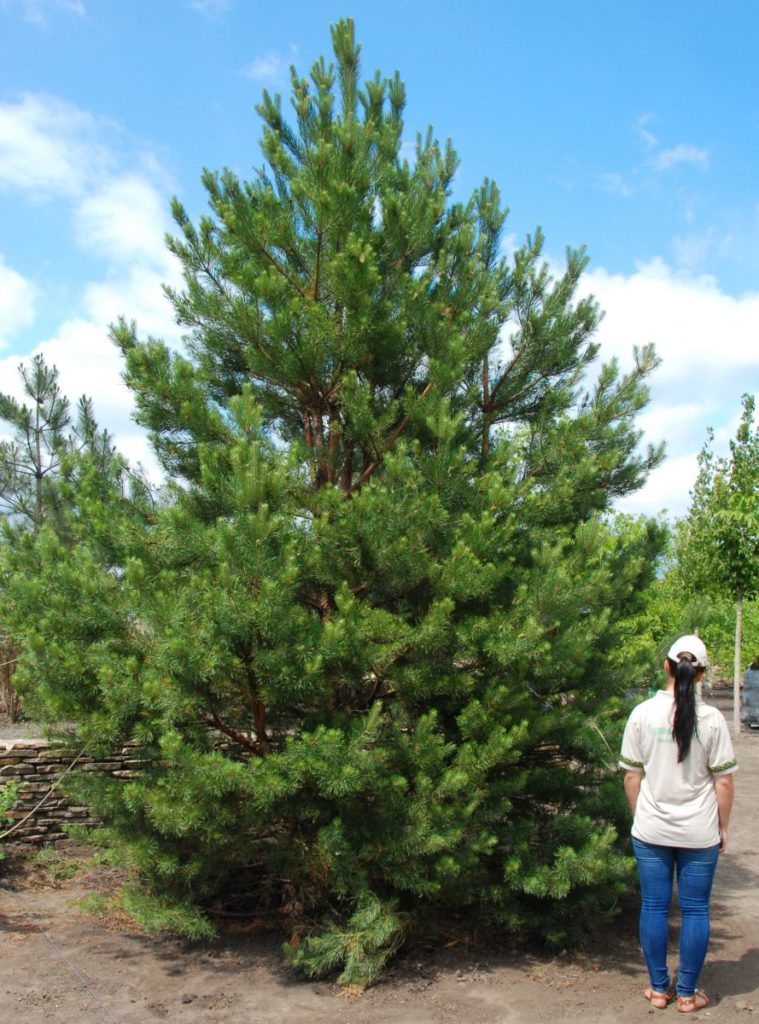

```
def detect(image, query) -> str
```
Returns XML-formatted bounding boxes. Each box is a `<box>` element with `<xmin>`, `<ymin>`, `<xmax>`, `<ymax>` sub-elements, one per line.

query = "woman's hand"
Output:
<box><xmin>719</xmin><ymin>827</ymin><xmax>728</xmax><ymax>854</ymax></box>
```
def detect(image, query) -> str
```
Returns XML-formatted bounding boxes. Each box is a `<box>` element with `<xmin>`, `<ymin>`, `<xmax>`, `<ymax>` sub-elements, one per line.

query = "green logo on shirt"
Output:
<box><xmin>648</xmin><ymin>724</ymin><xmax>675</xmax><ymax>744</ymax></box>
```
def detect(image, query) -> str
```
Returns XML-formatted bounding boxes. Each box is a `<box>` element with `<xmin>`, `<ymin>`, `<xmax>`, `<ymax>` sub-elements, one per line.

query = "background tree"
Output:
<box><xmin>0</xmin><ymin>355</ymin><xmax>141</xmax><ymax>720</ymax></box>
<box><xmin>0</xmin><ymin>355</ymin><xmax>70</xmax><ymax>532</ymax></box>
<box><xmin>679</xmin><ymin>394</ymin><xmax>759</xmax><ymax>734</ymax></box>
<box><xmin>0</xmin><ymin>354</ymin><xmax>126</xmax><ymax>534</ymax></box>
<box><xmin>0</xmin><ymin>355</ymin><xmax>69</xmax><ymax>721</ymax></box>
<box><xmin>623</xmin><ymin>520</ymin><xmax>759</xmax><ymax>702</ymax></box>
<box><xmin>2</xmin><ymin>20</ymin><xmax>667</xmax><ymax>984</ymax></box>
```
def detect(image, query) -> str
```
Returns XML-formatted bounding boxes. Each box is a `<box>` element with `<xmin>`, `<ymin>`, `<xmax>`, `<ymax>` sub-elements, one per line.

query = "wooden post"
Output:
<box><xmin>734</xmin><ymin>591</ymin><xmax>743</xmax><ymax>739</ymax></box>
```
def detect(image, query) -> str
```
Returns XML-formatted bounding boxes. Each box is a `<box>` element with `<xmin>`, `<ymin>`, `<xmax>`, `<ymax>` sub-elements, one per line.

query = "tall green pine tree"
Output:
<box><xmin>3</xmin><ymin>20</ymin><xmax>666</xmax><ymax>984</ymax></box>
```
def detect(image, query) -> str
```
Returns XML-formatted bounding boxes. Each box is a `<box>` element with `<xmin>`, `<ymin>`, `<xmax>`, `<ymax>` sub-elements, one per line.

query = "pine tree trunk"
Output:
<box><xmin>35</xmin><ymin>399</ymin><xmax>43</xmax><ymax>532</ymax></box>
<box><xmin>733</xmin><ymin>589</ymin><xmax>743</xmax><ymax>738</ymax></box>
<box><xmin>0</xmin><ymin>634</ymin><xmax>20</xmax><ymax>723</ymax></box>
<box><xmin>481</xmin><ymin>359</ymin><xmax>490</xmax><ymax>462</ymax></box>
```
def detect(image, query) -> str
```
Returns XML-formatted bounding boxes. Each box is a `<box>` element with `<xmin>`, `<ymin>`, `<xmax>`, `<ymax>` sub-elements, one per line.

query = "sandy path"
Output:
<box><xmin>2</xmin><ymin>708</ymin><xmax>758</xmax><ymax>1024</ymax></box>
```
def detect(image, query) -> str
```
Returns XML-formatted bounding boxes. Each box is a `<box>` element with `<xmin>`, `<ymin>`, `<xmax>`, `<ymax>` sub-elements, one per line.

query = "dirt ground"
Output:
<box><xmin>2</xmin><ymin>698</ymin><xmax>758</xmax><ymax>1024</ymax></box>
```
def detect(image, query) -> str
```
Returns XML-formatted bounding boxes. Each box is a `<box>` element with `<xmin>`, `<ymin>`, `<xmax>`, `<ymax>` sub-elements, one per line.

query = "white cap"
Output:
<box><xmin>667</xmin><ymin>634</ymin><xmax>708</xmax><ymax>669</ymax></box>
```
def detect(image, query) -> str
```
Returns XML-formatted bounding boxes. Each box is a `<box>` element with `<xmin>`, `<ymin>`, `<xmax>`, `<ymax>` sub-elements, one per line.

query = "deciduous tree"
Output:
<box><xmin>681</xmin><ymin>395</ymin><xmax>759</xmax><ymax>734</ymax></box>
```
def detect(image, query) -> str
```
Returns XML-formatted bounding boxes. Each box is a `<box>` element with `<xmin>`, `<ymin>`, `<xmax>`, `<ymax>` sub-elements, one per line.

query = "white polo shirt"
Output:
<box><xmin>619</xmin><ymin>690</ymin><xmax>737</xmax><ymax>848</ymax></box>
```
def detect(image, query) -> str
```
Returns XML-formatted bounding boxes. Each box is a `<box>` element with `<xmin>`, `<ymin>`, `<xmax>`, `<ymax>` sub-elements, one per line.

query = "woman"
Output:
<box><xmin>620</xmin><ymin>635</ymin><xmax>737</xmax><ymax>1013</ymax></box>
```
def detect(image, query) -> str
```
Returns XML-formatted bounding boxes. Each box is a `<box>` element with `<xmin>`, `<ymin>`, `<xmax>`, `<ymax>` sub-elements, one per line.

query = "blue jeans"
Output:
<box><xmin>632</xmin><ymin>838</ymin><xmax>720</xmax><ymax>997</ymax></box>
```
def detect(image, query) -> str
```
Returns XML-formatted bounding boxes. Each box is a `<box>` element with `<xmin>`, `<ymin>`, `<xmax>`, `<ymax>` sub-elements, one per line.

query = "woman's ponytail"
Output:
<box><xmin>670</xmin><ymin>656</ymin><xmax>697</xmax><ymax>762</ymax></box>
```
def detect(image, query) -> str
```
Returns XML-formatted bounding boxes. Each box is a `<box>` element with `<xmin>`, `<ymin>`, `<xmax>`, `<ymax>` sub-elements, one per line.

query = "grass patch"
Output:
<box><xmin>29</xmin><ymin>845</ymin><xmax>84</xmax><ymax>884</ymax></box>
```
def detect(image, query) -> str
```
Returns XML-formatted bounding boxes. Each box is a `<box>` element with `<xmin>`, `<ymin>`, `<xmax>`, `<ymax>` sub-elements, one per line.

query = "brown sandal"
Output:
<box><xmin>644</xmin><ymin>987</ymin><xmax>671</xmax><ymax>1009</ymax></box>
<box><xmin>677</xmin><ymin>990</ymin><xmax>709</xmax><ymax>1013</ymax></box>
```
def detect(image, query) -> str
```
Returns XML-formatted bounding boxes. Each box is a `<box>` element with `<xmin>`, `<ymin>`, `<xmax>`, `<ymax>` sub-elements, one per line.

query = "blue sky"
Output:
<box><xmin>1</xmin><ymin>0</ymin><xmax>757</xmax><ymax>517</ymax></box>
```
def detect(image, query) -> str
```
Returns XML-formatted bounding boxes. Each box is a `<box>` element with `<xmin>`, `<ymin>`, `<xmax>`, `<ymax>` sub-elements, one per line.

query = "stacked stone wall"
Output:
<box><xmin>0</xmin><ymin>738</ymin><xmax>147</xmax><ymax>845</ymax></box>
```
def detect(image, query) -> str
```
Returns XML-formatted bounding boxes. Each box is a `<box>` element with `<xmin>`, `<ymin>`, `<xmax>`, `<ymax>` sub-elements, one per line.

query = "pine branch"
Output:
<box><xmin>350</xmin><ymin>381</ymin><xmax>434</xmax><ymax>492</ymax></box>
<box><xmin>254</xmin><ymin>240</ymin><xmax>307</xmax><ymax>298</ymax></box>
<box><xmin>481</xmin><ymin>357</ymin><xmax>490</xmax><ymax>461</ymax></box>
<box><xmin>313</xmin><ymin>229</ymin><xmax>323</xmax><ymax>301</ymax></box>
<box><xmin>206</xmin><ymin>709</ymin><xmax>266</xmax><ymax>756</ymax></box>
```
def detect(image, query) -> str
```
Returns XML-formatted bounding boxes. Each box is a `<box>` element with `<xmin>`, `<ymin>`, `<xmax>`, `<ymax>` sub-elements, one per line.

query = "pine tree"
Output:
<box><xmin>0</xmin><ymin>354</ymin><xmax>127</xmax><ymax>533</ymax></box>
<box><xmin>0</xmin><ymin>354</ymin><xmax>71</xmax><ymax>531</ymax></box>
<box><xmin>0</xmin><ymin>354</ymin><xmax>147</xmax><ymax>720</ymax></box>
<box><xmin>2</xmin><ymin>20</ymin><xmax>666</xmax><ymax>984</ymax></box>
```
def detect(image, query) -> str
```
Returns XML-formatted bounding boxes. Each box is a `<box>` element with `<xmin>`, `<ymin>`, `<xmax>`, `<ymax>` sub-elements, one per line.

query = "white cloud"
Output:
<box><xmin>586</xmin><ymin>259</ymin><xmax>758</xmax><ymax>377</ymax></box>
<box><xmin>74</xmin><ymin>175</ymin><xmax>171</xmax><ymax>265</ymax></box>
<box><xmin>82</xmin><ymin>261</ymin><xmax>182</xmax><ymax>341</ymax></box>
<box><xmin>35</xmin><ymin>320</ymin><xmax>133</xmax><ymax>421</ymax></box>
<box><xmin>582</xmin><ymin>259</ymin><xmax>759</xmax><ymax>517</ymax></box>
<box><xmin>0</xmin><ymin>256</ymin><xmax>37</xmax><ymax>348</ymax></box>
<box><xmin>242</xmin><ymin>51</ymin><xmax>289</xmax><ymax>85</ymax></box>
<box><xmin>599</xmin><ymin>172</ymin><xmax>634</xmax><ymax>198</ymax></box>
<box><xmin>499</xmin><ymin>231</ymin><xmax>519</xmax><ymax>260</ymax></box>
<box><xmin>0</xmin><ymin>94</ymin><xmax>112</xmax><ymax>199</ymax></box>
<box><xmin>0</xmin><ymin>238</ymin><xmax>181</xmax><ymax>475</ymax></box>
<box><xmin>188</xmin><ymin>0</ymin><xmax>231</xmax><ymax>16</ymax></box>
<box><xmin>652</xmin><ymin>143</ymin><xmax>709</xmax><ymax>172</ymax></box>
<box><xmin>634</xmin><ymin>401</ymin><xmax>712</xmax><ymax>451</ymax></box>
<box><xmin>671</xmin><ymin>229</ymin><xmax>715</xmax><ymax>269</ymax></box>
<box><xmin>0</xmin><ymin>92</ymin><xmax>182</xmax><ymax>478</ymax></box>
<box><xmin>0</xmin><ymin>92</ymin><xmax>180</xmax><ymax>333</ymax></box>
<box><xmin>1</xmin><ymin>0</ymin><xmax>85</xmax><ymax>24</ymax></box>
<box><xmin>634</xmin><ymin>113</ymin><xmax>658</xmax><ymax>151</ymax></box>
<box><xmin>0</xmin><ymin>241</ymin><xmax>181</xmax><ymax>477</ymax></box>
<box><xmin>617</xmin><ymin>452</ymin><xmax>700</xmax><ymax>518</ymax></box>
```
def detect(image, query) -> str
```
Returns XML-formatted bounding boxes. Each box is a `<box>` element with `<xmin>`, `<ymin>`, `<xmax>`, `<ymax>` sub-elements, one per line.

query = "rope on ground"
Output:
<box><xmin>1</xmin><ymin>883</ymin><xmax>123</xmax><ymax>1024</ymax></box>
<box><xmin>0</xmin><ymin>748</ymin><xmax>86</xmax><ymax>841</ymax></box>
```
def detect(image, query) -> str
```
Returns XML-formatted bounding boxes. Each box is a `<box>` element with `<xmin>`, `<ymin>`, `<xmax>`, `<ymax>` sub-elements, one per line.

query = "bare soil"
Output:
<box><xmin>2</xmin><ymin>699</ymin><xmax>758</xmax><ymax>1024</ymax></box>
